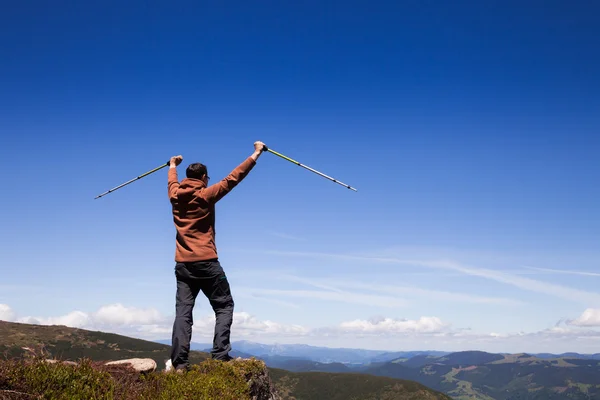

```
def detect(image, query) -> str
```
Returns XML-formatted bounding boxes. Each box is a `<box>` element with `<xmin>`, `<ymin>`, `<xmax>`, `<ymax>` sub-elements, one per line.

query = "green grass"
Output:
<box><xmin>0</xmin><ymin>356</ymin><xmax>271</xmax><ymax>400</ymax></box>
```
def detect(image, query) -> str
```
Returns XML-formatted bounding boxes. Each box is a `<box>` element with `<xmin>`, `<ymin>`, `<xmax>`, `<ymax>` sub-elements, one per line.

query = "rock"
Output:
<box><xmin>45</xmin><ymin>359</ymin><xmax>78</xmax><ymax>366</ymax></box>
<box><xmin>237</xmin><ymin>359</ymin><xmax>281</xmax><ymax>400</ymax></box>
<box><xmin>105</xmin><ymin>358</ymin><xmax>157</xmax><ymax>373</ymax></box>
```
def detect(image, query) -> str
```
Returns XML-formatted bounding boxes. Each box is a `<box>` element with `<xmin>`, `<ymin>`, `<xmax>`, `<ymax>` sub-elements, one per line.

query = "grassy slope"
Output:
<box><xmin>0</xmin><ymin>356</ymin><xmax>271</xmax><ymax>400</ymax></box>
<box><xmin>0</xmin><ymin>321</ymin><xmax>208</xmax><ymax>369</ymax></box>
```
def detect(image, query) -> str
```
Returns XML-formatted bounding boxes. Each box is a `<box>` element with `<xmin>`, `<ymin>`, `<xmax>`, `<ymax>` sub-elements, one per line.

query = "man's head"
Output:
<box><xmin>186</xmin><ymin>163</ymin><xmax>209</xmax><ymax>182</ymax></box>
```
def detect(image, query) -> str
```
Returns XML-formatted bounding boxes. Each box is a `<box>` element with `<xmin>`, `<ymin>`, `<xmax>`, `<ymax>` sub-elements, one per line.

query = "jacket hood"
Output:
<box><xmin>177</xmin><ymin>178</ymin><xmax>206</xmax><ymax>200</ymax></box>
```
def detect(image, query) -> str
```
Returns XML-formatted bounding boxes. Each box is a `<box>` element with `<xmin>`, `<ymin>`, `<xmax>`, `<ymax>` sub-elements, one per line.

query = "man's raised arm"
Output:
<box><xmin>202</xmin><ymin>141</ymin><xmax>266</xmax><ymax>203</ymax></box>
<box><xmin>168</xmin><ymin>155</ymin><xmax>183</xmax><ymax>201</ymax></box>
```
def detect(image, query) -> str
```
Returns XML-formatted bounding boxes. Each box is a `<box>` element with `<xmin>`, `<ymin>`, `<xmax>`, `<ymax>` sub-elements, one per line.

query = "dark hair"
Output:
<box><xmin>186</xmin><ymin>163</ymin><xmax>208</xmax><ymax>180</ymax></box>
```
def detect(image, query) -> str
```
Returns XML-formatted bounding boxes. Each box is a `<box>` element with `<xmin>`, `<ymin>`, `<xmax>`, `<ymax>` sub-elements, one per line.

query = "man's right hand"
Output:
<box><xmin>251</xmin><ymin>141</ymin><xmax>266</xmax><ymax>162</ymax></box>
<box><xmin>170</xmin><ymin>155</ymin><xmax>183</xmax><ymax>167</ymax></box>
<box><xmin>254</xmin><ymin>141</ymin><xmax>266</xmax><ymax>152</ymax></box>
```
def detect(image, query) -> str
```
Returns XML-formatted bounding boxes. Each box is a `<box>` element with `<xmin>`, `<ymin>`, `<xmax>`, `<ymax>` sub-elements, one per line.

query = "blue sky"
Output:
<box><xmin>1</xmin><ymin>1</ymin><xmax>599</xmax><ymax>353</ymax></box>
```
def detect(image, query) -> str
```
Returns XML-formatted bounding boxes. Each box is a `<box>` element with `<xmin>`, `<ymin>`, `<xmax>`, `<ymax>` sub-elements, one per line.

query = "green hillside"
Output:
<box><xmin>0</xmin><ymin>321</ymin><xmax>448</xmax><ymax>399</ymax></box>
<box><xmin>269</xmin><ymin>368</ymin><xmax>451</xmax><ymax>400</ymax></box>
<box><xmin>366</xmin><ymin>351</ymin><xmax>600</xmax><ymax>399</ymax></box>
<box><xmin>0</xmin><ymin>320</ymin><xmax>208</xmax><ymax>368</ymax></box>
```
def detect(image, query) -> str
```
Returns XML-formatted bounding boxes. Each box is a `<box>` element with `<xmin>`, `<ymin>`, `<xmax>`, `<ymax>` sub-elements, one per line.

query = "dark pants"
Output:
<box><xmin>170</xmin><ymin>259</ymin><xmax>234</xmax><ymax>369</ymax></box>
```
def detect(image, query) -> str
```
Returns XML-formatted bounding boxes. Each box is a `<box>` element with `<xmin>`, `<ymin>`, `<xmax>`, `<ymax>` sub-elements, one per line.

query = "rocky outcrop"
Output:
<box><xmin>44</xmin><ymin>359</ymin><xmax>78</xmax><ymax>366</ymax></box>
<box><xmin>105</xmin><ymin>358</ymin><xmax>157</xmax><ymax>373</ymax></box>
<box><xmin>236</xmin><ymin>359</ymin><xmax>281</xmax><ymax>400</ymax></box>
<box><xmin>43</xmin><ymin>357</ymin><xmax>157</xmax><ymax>373</ymax></box>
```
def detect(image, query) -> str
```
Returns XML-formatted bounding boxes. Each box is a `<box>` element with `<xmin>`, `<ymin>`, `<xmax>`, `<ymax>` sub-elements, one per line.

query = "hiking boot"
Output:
<box><xmin>164</xmin><ymin>359</ymin><xmax>190</xmax><ymax>373</ymax></box>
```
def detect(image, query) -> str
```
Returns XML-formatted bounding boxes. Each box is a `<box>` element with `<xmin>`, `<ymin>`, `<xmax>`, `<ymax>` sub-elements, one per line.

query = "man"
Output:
<box><xmin>167</xmin><ymin>141</ymin><xmax>266</xmax><ymax>371</ymax></box>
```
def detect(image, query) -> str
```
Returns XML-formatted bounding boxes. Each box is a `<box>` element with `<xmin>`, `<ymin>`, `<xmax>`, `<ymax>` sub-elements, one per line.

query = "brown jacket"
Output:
<box><xmin>168</xmin><ymin>156</ymin><xmax>256</xmax><ymax>262</ymax></box>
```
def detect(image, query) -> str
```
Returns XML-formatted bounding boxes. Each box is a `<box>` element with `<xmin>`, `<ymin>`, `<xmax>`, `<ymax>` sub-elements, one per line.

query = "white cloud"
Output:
<box><xmin>0</xmin><ymin>304</ymin><xmax>15</xmax><ymax>321</ymax></box>
<box><xmin>190</xmin><ymin>312</ymin><xmax>309</xmax><ymax>338</ymax></box>
<box><xmin>17</xmin><ymin>311</ymin><xmax>90</xmax><ymax>328</ymax></box>
<box><xmin>235</xmin><ymin>312</ymin><xmax>309</xmax><ymax>335</ymax></box>
<box><xmin>12</xmin><ymin>304</ymin><xmax>164</xmax><ymax>333</ymax></box>
<box><xmin>567</xmin><ymin>308</ymin><xmax>600</xmax><ymax>327</ymax></box>
<box><xmin>135</xmin><ymin>324</ymin><xmax>174</xmax><ymax>336</ymax></box>
<box><xmin>304</xmin><ymin>318</ymin><xmax>600</xmax><ymax>353</ymax></box>
<box><xmin>94</xmin><ymin>304</ymin><xmax>163</xmax><ymax>326</ymax></box>
<box><xmin>338</xmin><ymin>316</ymin><xmax>448</xmax><ymax>334</ymax></box>
<box><xmin>2</xmin><ymin>304</ymin><xmax>309</xmax><ymax>340</ymax></box>
<box><xmin>453</xmin><ymin>324</ymin><xmax>600</xmax><ymax>344</ymax></box>
<box><xmin>5</xmin><ymin>302</ymin><xmax>600</xmax><ymax>353</ymax></box>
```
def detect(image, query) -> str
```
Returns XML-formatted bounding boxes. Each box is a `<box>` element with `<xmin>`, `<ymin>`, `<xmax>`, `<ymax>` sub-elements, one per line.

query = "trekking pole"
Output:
<box><xmin>94</xmin><ymin>161</ymin><xmax>170</xmax><ymax>199</ymax></box>
<box><xmin>264</xmin><ymin>146</ymin><xmax>357</xmax><ymax>192</ymax></box>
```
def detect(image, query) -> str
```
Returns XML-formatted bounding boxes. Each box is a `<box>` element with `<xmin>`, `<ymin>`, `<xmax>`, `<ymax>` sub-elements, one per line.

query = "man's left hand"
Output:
<box><xmin>170</xmin><ymin>155</ymin><xmax>183</xmax><ymax>167</ymax></box>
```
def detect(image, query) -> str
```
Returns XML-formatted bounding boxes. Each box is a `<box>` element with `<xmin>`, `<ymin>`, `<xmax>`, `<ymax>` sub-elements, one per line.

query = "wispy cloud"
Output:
<box><xmin>267</xmin><ymin>231</ymin><xmax>306</xmax><ymax>241</ymax></box>
<box><xmin>335</xmin><ymin>281</ymin><xmax>523</xmax><ymax>306</ymax></box>
<box><xmin>524</xmin><ymin>266</ymin><xmax>600</xmax><ymax>277</ymax></box>
<box><xmin>276</xmin><ymin>274</ymin><xmax>521</xmax><ymax>306</ymax></box>
<box><xmin>422</xmin><ymin>260</ymin><xmax>600</xmax><ymax>306</ymax></box>
<box><xmin>264</xmin><ymin>250</ymin><xmax>600</xmax><ymax>306</ymax></box>
<box><xmin>249</xmin><ymin>288</ymin><xmax>408</xmax><ymax>308</ymax></box>
<box><xmin>235</xmin><ymin>291</ymin><xmax>302</xmax><ymax>309</ymax></box>
<box><xmin>276</xmin><ymin>275</ymin><xmax>345</xmax><ymax>293</ymax></box>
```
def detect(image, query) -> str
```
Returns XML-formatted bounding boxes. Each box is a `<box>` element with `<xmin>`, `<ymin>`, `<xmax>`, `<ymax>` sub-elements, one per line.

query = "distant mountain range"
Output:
<box><xmin>155</xmin><ymin>339</ymin><xmax>450</xmax><ymax>364</ymax></box>
<box><xmin>153</xmin><ymin>339</ymin><xmax>600</xmax><ymax>399</ymax></box>
<box><xmin>156</xmin><ymin>338</ymin><xmax>600</xmax><ymax>365</ymax></box>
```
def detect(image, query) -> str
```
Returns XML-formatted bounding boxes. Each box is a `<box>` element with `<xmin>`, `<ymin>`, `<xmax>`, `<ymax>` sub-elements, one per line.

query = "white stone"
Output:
<box><xmin>105</xmin><ymin>358</ymin><xmax>157</xmax><ymax>373</ymax></box>
<box><xmin>45</xmin><ymin>359</ymin><xmax>78</xmax><ymax>366</ymax></box>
